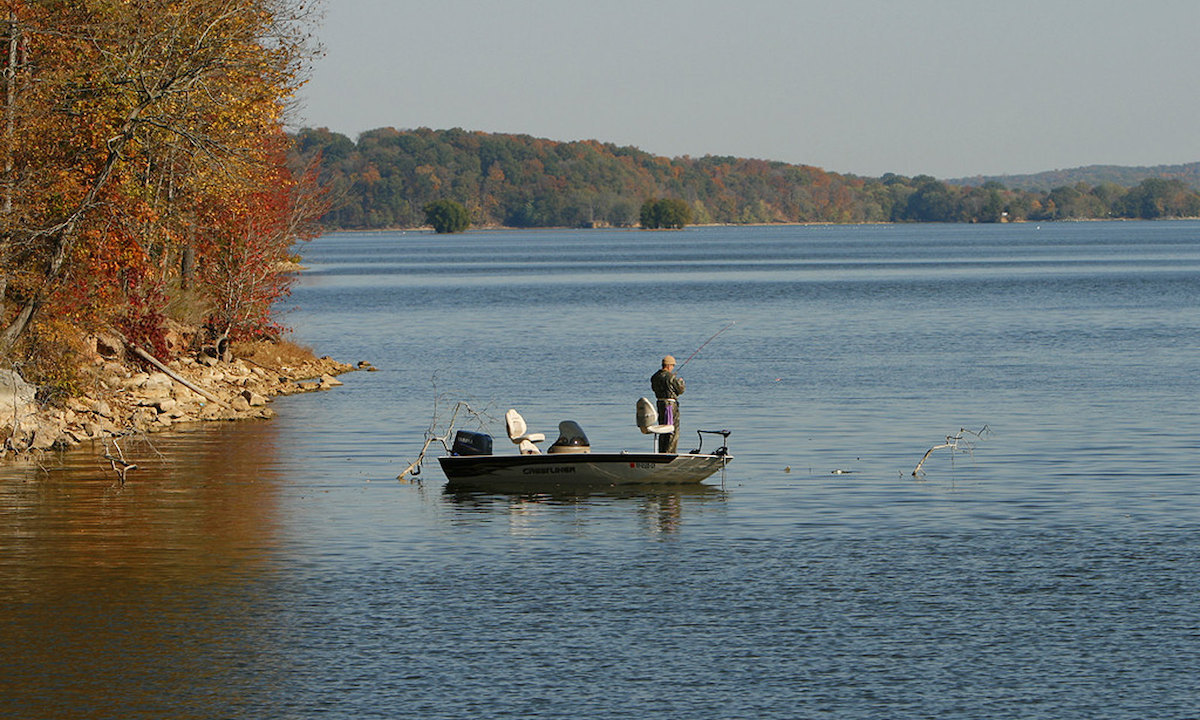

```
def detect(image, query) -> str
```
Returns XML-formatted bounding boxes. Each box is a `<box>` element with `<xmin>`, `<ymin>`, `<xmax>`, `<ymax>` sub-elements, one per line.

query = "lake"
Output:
<box><xmin>3</xmin><ymin>222</ymin><xmax>1200</xmax><ymax>719</ymax></box>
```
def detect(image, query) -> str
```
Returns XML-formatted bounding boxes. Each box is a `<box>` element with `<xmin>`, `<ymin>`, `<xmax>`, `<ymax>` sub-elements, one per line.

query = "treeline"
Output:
<box><xmin>0</xmin><ymin>2</ymin><xmax>322</xmax><ymax>394</ymax></box>
<box><xmin>294</xmin><ymin>127</ymin><xmax>1200</xmax><ymax>230</ymax></box>
<box><xmin>950</xmin><ymin>161</ymin><xmax>1200</xmax><ymax>192</ymax></box>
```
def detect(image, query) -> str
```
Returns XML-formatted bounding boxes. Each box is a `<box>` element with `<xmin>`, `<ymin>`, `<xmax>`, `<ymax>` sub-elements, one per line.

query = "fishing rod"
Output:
<box><xmin>677</xmin><ymin>321</ymin><xmax>736</xmax><ymax>371</ymax></box>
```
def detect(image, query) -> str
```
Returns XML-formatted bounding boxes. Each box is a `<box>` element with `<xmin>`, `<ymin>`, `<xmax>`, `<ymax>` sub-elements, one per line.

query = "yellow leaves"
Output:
<box><xmin>361</xmin><ymin>165</ymin><xmax>382</xmax><ymax>185</ymax></box>
<box><xmin>0</xmin><ymin>0</ymin><xmax>320</xmax><ymax>352</ymax></box>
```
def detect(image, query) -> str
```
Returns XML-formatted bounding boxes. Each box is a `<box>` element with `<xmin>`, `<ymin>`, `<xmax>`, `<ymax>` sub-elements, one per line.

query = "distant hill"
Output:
<box><xmin>291</xmin><ymin>127</ymin><xmax>1200</xmax><ymax>228</ymax></box>
<box><xmin>948</xmin><ymin>162</ymin><xmax>1200</xmax><ymax>192</ymax></box>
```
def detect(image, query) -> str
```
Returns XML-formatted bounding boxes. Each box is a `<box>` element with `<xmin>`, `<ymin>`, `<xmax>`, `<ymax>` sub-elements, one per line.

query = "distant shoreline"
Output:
<box><xmin>318</xmin><ymin>216</ymin><xmax>1200</xmax><ymax>235</ymax></box>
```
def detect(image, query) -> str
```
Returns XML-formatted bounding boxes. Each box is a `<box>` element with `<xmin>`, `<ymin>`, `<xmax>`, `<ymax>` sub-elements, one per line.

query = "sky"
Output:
<box><xmin>296</xmin><ymin>0</ymin><xmax>1200</xmax><ymax>179</ymax></box>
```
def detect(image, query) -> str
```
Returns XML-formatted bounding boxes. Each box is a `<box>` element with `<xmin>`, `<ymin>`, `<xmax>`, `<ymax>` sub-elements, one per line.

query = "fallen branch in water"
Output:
<box><xmin>397</xmin><ymin>381</ymin><xmax>494</xmax><ymax>481</ymax></box>
<box><xmin>103</xmin><ymin>439</ymin><xmax>138</xmax><ymax>484</ymax></box>
<box><xmin>912</xmin><ymin>425</ymin><xmax>991</xmax><ymax>477</ymax></box>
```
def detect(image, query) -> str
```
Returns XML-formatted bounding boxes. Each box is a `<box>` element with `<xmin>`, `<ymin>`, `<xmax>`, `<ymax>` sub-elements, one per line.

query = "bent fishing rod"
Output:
<box><xmin>677</xmin><ymin>321</ymin><xmax>736</xmax><ymax>371</ymax></box>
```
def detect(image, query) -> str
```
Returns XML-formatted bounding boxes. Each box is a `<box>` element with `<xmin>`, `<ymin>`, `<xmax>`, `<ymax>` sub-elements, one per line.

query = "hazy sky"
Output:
<box><xmin>297</xmin><ymin>0</ymin><xmax>1200</xmax><ymax>179</ymax></box>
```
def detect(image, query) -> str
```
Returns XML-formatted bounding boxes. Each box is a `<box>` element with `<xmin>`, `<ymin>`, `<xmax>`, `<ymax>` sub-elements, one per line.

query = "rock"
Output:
<box><xmin>241</xmin><ymin>389</ymin><xmax>266</xmax><ymax>407</ymax></box>
<box><xmin>0</xmin><ymin>368</ymin><xmax>36</xmax><ymax>410</ymax></box>
<box><xmin>143</xmin><ymin>372</ymin><xmax>173</xmax><ymax>398</ymax></box>
<box><xmin>102</xmin><ymin>361</ymin><xmax>129</xmax><ymax>377</ymax></box>
<box><xmin>30</xmin><ymin>421</ymin><xmax>61</xmax><ymax>450</ymax></box>
<box><xmin>95</xmin><ymin>333</ymin><xmax>124</xmax><ymax>358</ymax></box>
<box><xmin>2</xmin><ymin>337</ymin><xmax>353</xmax><ymax>460</ymax></box>
<box><xmin>131</xmin><ymin>407</ymin><xmax>158</xmax><ymax>429</ymax></box>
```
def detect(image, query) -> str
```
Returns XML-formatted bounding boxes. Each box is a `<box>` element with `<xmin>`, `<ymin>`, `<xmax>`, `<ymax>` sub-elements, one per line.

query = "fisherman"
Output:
<box><xmin>650</xmin><ymin>354</ymin><xmax>685</xmax><ymax>453</ymax></box>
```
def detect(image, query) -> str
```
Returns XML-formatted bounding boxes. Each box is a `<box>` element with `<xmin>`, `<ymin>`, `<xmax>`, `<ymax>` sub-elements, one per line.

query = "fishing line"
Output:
<box><xmin>678</xmin><ymin>321</ymin><xmax>736</xmax><ymax>371</ymax></box>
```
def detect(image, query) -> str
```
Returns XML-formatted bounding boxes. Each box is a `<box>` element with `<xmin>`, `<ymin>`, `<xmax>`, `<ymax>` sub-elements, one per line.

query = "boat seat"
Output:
<box><xmin>548</xmin><ymin>420</ymin><xmax>591</xmax><ymax>454</ymax></box>
<box><xmin>636</xmin><ymin>397</ymin><xmax>674</xmax><ymax>436</ymax></box>
<box><xmin>505</xmin><ymin>408</ymin><xmax>545</xmax><ymax>455</ymax></box>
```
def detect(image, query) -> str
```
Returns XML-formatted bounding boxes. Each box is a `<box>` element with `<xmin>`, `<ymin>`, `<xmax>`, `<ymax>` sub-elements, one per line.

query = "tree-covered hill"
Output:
<box><xmin>948</xmin><ymin>162</ymin><xmax>1200</xmax><ymax>192</ymax></box>
<box><xmin>294</xmin><ymin>127</ymin><xmax>1200</xmax><ymax>229</ymax></box>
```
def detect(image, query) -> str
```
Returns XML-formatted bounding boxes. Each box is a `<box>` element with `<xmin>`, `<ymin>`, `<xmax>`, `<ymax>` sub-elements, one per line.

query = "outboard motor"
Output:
<box><xmin>548</xmin><ymin>420</ymin><xmax>590</xmax><ymax>454</ymax></box>
<box><xmin>451</xmin><ymin>430</ymin><xmax>493</xmax><ymax>456</ymax></box>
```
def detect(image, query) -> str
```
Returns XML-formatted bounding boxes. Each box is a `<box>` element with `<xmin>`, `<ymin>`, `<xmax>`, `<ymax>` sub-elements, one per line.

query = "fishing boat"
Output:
<box><xmin>437</xmin><ymin>400</ymin><xmax>731</xmax><ymax>490</ymax></box>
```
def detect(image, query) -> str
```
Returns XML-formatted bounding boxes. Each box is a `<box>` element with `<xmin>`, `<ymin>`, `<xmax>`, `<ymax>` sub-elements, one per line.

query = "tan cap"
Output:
<box><xmin>662</xmin><ymin>355</ymin><xmax>676</xmax><ymax>367</ymax></box>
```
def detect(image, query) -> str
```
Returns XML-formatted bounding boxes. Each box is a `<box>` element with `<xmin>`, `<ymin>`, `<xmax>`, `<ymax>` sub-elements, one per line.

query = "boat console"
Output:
<box><xmin>548</xmin><ymin>420</ymin><xmax>590</xmax><ymax>454</ymax></box>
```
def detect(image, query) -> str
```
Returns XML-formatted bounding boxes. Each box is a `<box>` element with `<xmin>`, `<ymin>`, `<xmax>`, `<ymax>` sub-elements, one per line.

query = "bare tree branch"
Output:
<box><xmin>912</xmin><ymin>425</ymin><xmax>991</xmax><ymax>477</ymax></box>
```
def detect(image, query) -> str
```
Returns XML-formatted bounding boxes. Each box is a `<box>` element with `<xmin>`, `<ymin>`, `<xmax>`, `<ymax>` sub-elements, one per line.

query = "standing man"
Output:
<box><xmin>650</xmin><ymin>354</ymin><xmax>685</xmax><ymax>453</ymax></box>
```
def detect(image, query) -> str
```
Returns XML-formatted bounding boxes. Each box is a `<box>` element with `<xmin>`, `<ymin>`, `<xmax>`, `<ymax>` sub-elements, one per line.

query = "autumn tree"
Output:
<box><xmin>0</xmin><ymin>0</ymin><xmax>322</xmax><ymax>388</ymax></box>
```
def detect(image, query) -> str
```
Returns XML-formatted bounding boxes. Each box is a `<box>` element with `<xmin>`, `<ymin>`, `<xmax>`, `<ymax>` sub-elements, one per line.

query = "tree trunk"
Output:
<box><xmin>0</xmin><ymin>12</ymin><xmax>20</xmax><ymax>306</ymax></box>
<box><xmin>180</xmin><ymin>241</ymin><xmax>195</xmax><ymax>290</ymax></box>
<box><xmin>0</xmin><ymin>300</ymin><xmax>33</xmax><ymax>353</ymax></box>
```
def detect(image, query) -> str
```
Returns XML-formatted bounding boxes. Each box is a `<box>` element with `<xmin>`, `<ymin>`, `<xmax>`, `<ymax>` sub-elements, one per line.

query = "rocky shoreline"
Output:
<box><xmin>1</xmin><ymin>332</ymin><xmax>357</xmax><ymax>459</ymax></box>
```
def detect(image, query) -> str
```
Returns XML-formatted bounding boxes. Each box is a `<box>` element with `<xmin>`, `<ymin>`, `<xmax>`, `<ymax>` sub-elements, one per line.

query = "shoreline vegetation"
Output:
<box><xmin>296</xmin><ymin>127</ymin><xmax>1200</xmax><ymax>231</ymax></box>
<box><xmin>0</xmin><ymin>3</ymin><xmax>343</xmax><ymax>467</ymax></box>
<box><xmin>351</xmin><ymin>214</ymin><xmax>1200</xmax><ymax>236</ymax></box>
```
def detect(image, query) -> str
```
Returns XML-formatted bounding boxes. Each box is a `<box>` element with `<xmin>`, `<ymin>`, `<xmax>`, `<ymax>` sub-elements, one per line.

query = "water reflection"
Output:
<box><xmin>0</xmin><ymin>422</ymin><xmax>292</xmax><ymax>719</ymax></box>
<box><xmin>440</xmin><ymin>483</ymin><xmax>727</xmax><ymax>535</ymax></box>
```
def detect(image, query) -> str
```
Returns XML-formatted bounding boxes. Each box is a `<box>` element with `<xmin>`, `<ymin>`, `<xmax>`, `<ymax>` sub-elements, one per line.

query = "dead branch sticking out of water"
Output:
<box><xmin>103</xmin><ymin>439</ymin><xmax>138</xmax><ymax>484</ymax></box>
<box><xmin>912</xmin><ymin>425</ymin><xmax>991</xmax><ymax>477</ymax></box>
<box><xmin>397</xmin><ymin>384</ymin><xmax>494</xmax><ymax>482</ymax></box>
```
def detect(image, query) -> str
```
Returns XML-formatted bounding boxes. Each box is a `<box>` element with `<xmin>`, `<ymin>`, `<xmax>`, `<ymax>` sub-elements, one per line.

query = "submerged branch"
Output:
<box><xmin>103</xmin><ymin>439</ymin><xmax>137</xmax><ymax>484</ymax></box>
<box><xmin>397</xmin><ymin>381</ymin><xmax>495</xmax><ymax>481</ymax></box>
<box><xmin>912</xmin><ymin>425</ymin><xmax>991</xmax><ymax>477</ymax></box>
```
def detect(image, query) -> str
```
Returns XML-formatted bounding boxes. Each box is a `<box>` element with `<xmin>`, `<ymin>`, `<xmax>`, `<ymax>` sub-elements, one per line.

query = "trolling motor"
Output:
<box><xmin>690</xmin><ymin>429</ymin><xmax>731</xmax><ymax>456</ymax></box>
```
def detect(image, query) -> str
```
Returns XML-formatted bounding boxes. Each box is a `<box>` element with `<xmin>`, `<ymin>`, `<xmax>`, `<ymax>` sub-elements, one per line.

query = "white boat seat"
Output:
<box><xmin>636</xmin><ymin>397</ymin><xmax>674</xmax><ymax>435</ymax></box>
<box><xmin>505</xmin><ymin>408</ymin><xmax>545</xmax><ymax>455</ymax></box>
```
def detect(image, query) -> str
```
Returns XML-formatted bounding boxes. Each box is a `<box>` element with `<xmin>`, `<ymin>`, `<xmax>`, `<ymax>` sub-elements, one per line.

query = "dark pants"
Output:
<box><xmin>656</xmin><ymin>398</ymin><xmax>679</xmax><ymax>453</ymax></box>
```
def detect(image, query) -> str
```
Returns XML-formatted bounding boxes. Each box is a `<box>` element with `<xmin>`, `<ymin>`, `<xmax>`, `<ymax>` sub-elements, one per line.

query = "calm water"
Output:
<box><xmin>3</xmin><ymin>222</ymin><xmax>1200</xmax><ymax>718</ymax></box>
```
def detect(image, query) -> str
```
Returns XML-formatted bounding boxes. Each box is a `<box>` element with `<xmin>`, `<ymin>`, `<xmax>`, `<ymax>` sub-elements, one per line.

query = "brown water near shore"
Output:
<box><xmin>0</xmin><ymin>421</ymin><xmax>293</xmax><ymax>718</ymax></box>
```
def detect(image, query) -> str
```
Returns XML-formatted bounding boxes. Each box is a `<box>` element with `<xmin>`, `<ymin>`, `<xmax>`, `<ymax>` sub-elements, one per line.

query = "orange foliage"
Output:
<box><xmin>0</xmin><ymin>0</ymin><xmax>322</xmax><ymax>367</ymax></box>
